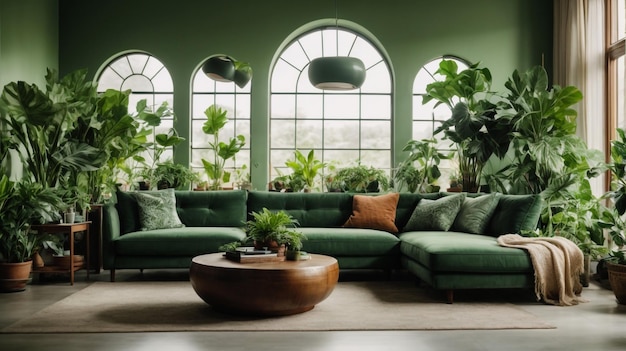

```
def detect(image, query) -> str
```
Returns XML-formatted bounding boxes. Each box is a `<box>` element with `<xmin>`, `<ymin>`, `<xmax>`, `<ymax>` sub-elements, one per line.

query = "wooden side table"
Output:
<box><xmin>31</xmin><ymin>221</ymin><xmax>91</xmax><ymax>285</ymax></box>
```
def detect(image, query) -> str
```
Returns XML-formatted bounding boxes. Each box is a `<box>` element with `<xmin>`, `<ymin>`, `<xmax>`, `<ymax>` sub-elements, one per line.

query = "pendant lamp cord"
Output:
<box><xmin>335</xmin><ymin>0</ymin><xmax>339</xmax><ymax>55</ymax></box>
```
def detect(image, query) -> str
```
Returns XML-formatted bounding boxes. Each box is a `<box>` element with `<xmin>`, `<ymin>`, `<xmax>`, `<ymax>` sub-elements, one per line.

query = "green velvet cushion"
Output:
<box><xmin>403</xmin><ymin>193</ymin><xmax>466</xmax><ymax>231</ymax></box>
<box><xmin>451</xmin><ymin>193</ymin><xmax>499</xmax><ymax>234</ymax></box>
<box><xmin>134</xmin><ymin>189</ymin><xmax>185</xmax><ymax>231</ymax></box>
<box><xmin>487</xmin><ymin>194</ymin><xmax>543</xmax><ymax>236</ymax></box>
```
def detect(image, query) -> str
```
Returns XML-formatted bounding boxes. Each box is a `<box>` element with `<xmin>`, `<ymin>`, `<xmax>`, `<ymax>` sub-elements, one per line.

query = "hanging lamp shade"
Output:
<box><xmin>202</xmin><ymin>56</ymin><xmax>235</xmax><ymax>82</ymax></box>
<box><xmin>308</xmin><ymin>56</ymin><xmax>366</xmax><ymax>90</ymax></box>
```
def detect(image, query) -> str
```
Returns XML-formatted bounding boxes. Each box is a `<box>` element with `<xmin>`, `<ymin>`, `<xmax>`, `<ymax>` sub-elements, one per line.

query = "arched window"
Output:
<box><xmin>190</xmin><ymin>65</ymin><xmax>251</xmax><ymax>188</ymax></box>
<box><xmin>96</xmin><ymin>52</ymin><xmax>175</xmax><ymax>165</ymax></box>
<box><xmin>270</xmin><ymin>27</ymin><xmax>392</xmax><ymax>189</ymax></box>
<box><xmin>412</xmin><ymin>56</ymin><xmax>469</xmax><ymax>142</ymax></box>
<box><xmin>412</xmin><ymin>56</ymin><xmax>470</xmax><ymax>185</ymax></box>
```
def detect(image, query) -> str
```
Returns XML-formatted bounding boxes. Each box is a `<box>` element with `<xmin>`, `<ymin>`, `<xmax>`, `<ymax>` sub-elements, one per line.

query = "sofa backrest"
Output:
<box><xmin>115</xmin><ymin>189</ymin><xmax>247</xmax><ymax>234</ymax></box>
<box><xmin>247</xmin><ymin>191</ymin><xmax>353</xmax><ymax>227</ymax></box>
<box><xmin>396</xmin><ymin>192</ymin><xmax>542</xmax><ymax>235</ymax></box>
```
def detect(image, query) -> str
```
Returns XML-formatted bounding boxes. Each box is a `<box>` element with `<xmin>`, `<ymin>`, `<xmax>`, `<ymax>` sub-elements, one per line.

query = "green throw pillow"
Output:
<box><xmin>134</xmin><ymin>189</ymin><xmax>185</xmax><ymax>231</ymax></box>
<box><xmin>403</xmin><ymin>193</ymin><xmax>466</xmax><ymax>232</ymax></box>
<box><xmin>451</xmin><ymin>193</ymin><xmax>499</xmax><ymax>234</ymax></box>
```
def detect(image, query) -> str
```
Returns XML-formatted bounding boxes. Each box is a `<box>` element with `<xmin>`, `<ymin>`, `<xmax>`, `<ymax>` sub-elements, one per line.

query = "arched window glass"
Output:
<box><xmin>412</xmin><ymin>56</ymin><xmax>470</xmax><ymax>186</ymax></box>
<box><xmin>97</xmin><ymin>52</ymin><xmax>175</xmax><ymax>167</ymax></box>
<box><xmin>270</xmin><ymin>27</ymin><xmax>392</xmax><ymax>190</ymax></box>
<box><xmin>190</xmin><ymin>66</ymin><xmax>251</xmax><ymax>188</ymax></box>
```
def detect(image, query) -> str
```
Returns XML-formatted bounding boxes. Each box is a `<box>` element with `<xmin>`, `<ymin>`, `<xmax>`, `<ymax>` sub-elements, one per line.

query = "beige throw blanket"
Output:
<box><xmin>497</xmin><ymin>234</ymin><xmax>585</xmax><ymax>306</ymax></box>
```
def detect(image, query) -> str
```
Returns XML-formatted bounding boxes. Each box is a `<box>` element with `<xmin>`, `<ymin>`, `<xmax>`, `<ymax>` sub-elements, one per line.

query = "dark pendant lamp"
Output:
<box><xmin>308</xmin><ymin>0</ymin><xmax>366</xmax><ymax>90</ymax></box>
<box><xmin>202</xmin><ymin>56</ymin><xmax>235</xmax><ymax>82</ymax></box>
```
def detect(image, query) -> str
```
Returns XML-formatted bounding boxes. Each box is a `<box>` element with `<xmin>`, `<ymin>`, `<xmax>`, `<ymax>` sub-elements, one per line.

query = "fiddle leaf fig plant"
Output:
<box><xmin>423</xmin><ymin>60</ymin><xmax>512</xmax><ymax>192</ymax></box>
<box><xmin>394</xmin><ymin>138</ymin><xmax>447</xmax><ymax>193</ymax></box>
<box><xmin>201</xmin><ymin>104</ymin><xmax>246</xmax><ymax>190</ymax></box>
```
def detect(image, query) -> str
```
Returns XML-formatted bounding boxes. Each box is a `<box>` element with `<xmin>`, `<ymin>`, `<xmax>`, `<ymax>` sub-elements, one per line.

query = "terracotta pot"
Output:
<box><xmin>607</xmin><ymin>262</ymin><xmax>626</xmax><ymax>304</ymax></box>
<box><xmin>0</xmin><ymin>261</ymin><xmax>32</xmax><ymax>292</ymax></box>
<box><xmin>53</xmin><ymin>255</ymin><xmax>84</xmax><ymax>269</ymax></box>
<box><xmin>32</xmin><ymin>252</ymin><xmax>45</xmax><ymax>269</ymax></box>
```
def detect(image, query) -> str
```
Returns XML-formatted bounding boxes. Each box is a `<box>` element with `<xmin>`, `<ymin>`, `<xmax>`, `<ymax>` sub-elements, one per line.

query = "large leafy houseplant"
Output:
<box><xmin>394</xmin><ymin>138</ymin><xmax>447</xmax><ymax>193</ymax></box>
<box><xmin>201</xmin><ymin>105</ymin><xmax>246</xmax><ymax>190</ymax></box>
<box><xmin>423</xmin><ymin>60</ymin><xmax>512</xmax><ymax>192</ymax></box>
<box><xmin>486</xmin><ymin>65</ymin><xmax>606</xmax><ymax>255</ymax></box>
<box><xmin>0</xmin><ymin>175</ymin><xmax>64</xmax><ymax>263</ymax></box>
<box><xmin>600</xmin><ymin>127</ymin><xmax>626</xmax><ymax>260</ymax></box>
<box><xmin>0</xmin><ymin>69</ymin><xmax>107</xmax><ymax>204</ymax></box>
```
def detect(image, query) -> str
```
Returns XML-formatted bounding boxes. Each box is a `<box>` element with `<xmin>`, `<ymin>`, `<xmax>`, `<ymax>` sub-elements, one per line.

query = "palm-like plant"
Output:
<box><xmin>244</xmin><ymin>208</ymin><xmax>305</xmax><ymax>250</ymax></box>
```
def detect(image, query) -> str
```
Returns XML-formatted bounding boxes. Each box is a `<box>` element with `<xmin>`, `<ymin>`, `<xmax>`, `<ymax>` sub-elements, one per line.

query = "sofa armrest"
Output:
<box><xmin>102</xmin><ymin>203</ymin><xmax>121</xmax><ymax>269</ymax></box>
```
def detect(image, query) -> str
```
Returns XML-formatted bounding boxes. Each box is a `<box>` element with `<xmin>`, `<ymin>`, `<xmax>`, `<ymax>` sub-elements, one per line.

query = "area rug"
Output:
<box><xmin>2</xmin><ymin>281</ymin><xmax>554</xmax><ymax>333</ymax></box>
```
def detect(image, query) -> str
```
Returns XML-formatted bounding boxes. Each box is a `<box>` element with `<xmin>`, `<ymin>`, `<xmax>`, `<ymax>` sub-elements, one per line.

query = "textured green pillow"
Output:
<box><xmin>451</xmin><ymin>193</ymin><xmax>499</xmax><ymax>234</ymax></box>
<box><xmin>403</xmin><ymin>193</ymin><xmax>466</xmax><ymax>231</ymax></box>
<box><xmin>134</xmin><ymin>189</ymin><xmax>185</xmax><ymax>231</ymax></box>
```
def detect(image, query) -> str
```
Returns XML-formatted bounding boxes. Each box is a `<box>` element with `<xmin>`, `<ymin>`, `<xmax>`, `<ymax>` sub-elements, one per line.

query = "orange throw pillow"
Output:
<box><xmin>343</xmin><ymin>193</ymin><xmax>400</xmax><ymax>233</ymax></box>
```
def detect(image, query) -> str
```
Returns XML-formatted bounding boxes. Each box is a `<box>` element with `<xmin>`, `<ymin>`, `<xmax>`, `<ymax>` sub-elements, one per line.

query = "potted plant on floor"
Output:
<box><xmin>244</xmin><ymin>208</ymin><xmax>306</xmax><ymax>255</ymax></box>
<box><xmin>0</xmin><ymin>175</ymin><xmax>64</xmax><ymax>292</ymax></box>
<box><xmin>600</xmin><ymin>127</ymin><xmax>626</xmax><ymax>304</ymax></box>
<box><xmin>423</xmin><ymin>60</ymin><xmax>512</xmax><ymax>192</ymax></box>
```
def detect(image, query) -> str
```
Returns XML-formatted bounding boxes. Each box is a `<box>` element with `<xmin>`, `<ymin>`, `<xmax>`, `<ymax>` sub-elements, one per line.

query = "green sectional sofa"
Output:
<box><xmin>102</xmin><ymin>189</ymin><xmax>542</xmax><ymax>302</ymax></box>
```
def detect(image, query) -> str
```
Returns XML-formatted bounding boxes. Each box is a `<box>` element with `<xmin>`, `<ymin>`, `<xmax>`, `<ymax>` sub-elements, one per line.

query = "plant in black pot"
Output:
<box><xmin>152</xmin><ymin>161</ymin><xmax>196</xmax><ymax>190</ymax></box>
<box><xmin>329</xmin><ymin>163</ymin><xmax>389</xmax><ymax>193</ymax></box>
<box><xmin>244</xmin><ymin>208</ymin><xmax>306</xmax><ymax>256</ymax></box>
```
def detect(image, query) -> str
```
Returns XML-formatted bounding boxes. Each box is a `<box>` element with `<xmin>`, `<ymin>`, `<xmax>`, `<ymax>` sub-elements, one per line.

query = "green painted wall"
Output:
<box><xmin>1</xmin><ymin>0</ymin><xmax>58</xmax><ymax>179</ymax></box>
<box><xmin>0</xmin><ymin>0</ymin><xmax>58</xmax><ymax>88</ymax></box>
<box><xmin>58</xmin><ymin>0</ymin><xmax>552</xmax><ymax>190</ymax></box>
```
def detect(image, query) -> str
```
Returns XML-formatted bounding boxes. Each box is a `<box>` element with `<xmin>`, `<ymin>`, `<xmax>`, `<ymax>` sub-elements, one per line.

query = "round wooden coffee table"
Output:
<box><xmin>189</xmin><ymin>253</ymin><xmax>339</xmax><ymax>316</ymax></box>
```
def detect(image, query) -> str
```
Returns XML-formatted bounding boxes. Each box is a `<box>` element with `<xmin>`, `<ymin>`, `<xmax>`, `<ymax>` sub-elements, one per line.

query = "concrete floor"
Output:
<box><xmin>1</xmin><ymin>268</ymin><xmax>625</xmax><ymax>351</ymax></box>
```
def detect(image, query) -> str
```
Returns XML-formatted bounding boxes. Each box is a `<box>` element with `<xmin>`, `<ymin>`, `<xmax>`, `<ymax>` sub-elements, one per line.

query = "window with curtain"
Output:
<box><xmin>608</xmin><ymin>0</ymin><xmax>625</xmax><ymax>133</ymax></box>
<box><xmin>412</xmin><ymin>56</ymin><xmax>469</xmax><ymax>186</ymax></box>
<box><xmin>96</xmin><ymin>52</ymin><xmax>175</xmax><ymax>166</ymax></box>
<box><xmin>270</xmin><ymin>27</ymin><xmax>392</xmax><ymax>189</ymax></box>
<box><xmin>190</xmin><ymin>67</ymin><xmax>251</xmax><ymax>187</ymax></box>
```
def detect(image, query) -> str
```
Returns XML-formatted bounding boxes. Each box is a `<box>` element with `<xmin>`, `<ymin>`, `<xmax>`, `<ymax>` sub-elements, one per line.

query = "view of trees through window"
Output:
<box><xmin>190</xmin><ymin>67</ymin><xmax>251</xmax><ymax>188</ymax></box>
<box><xmin>270</xmin><ymin>27</ymin><xmax>392</xmax><ymax>190</ymax></box>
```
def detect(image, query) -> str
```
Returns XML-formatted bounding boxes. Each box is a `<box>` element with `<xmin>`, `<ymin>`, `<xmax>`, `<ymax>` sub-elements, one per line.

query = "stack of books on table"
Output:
<box><xmin>224</xmin><ymin>247</ymin><xmax>286</xmax><ymax>263</ymax></box>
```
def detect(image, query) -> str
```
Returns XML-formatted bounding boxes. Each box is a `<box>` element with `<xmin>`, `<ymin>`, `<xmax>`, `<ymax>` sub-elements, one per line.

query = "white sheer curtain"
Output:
<box><xmin>553</xmin><ymin>0</ymin><xmax>606</xmax><ymax>194</ymax></box>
